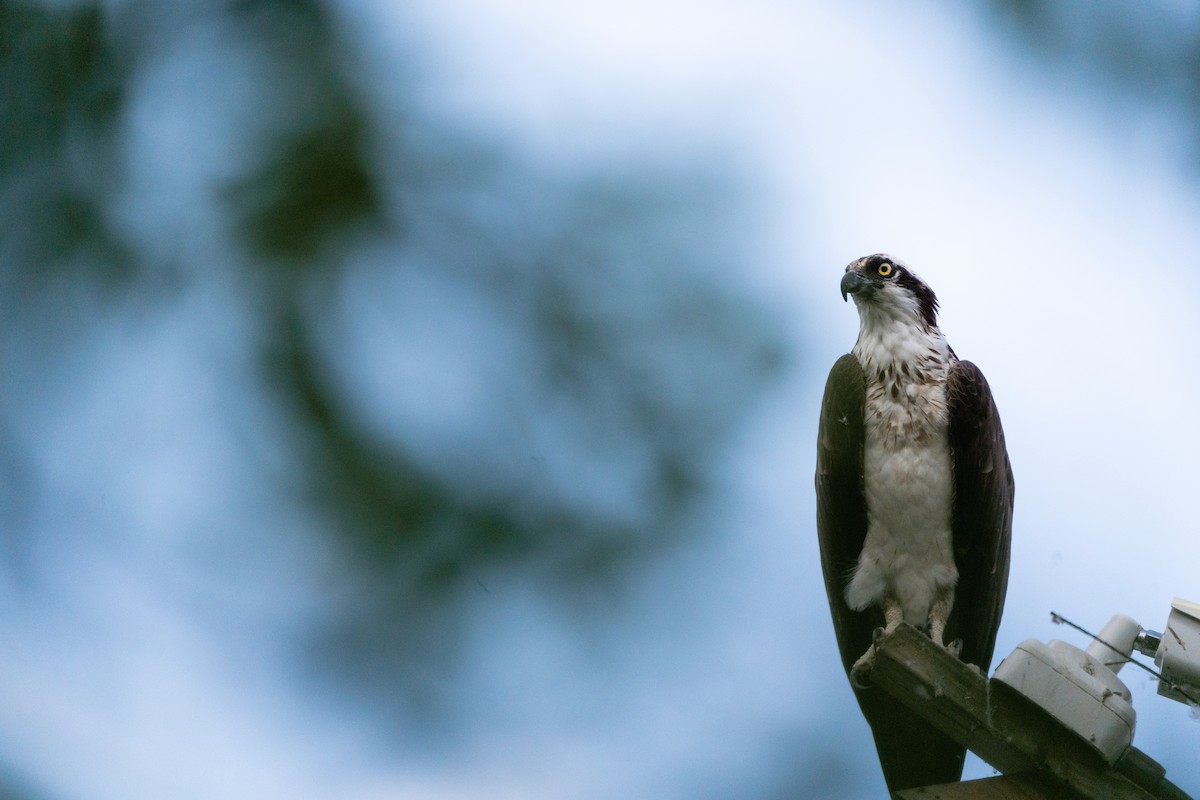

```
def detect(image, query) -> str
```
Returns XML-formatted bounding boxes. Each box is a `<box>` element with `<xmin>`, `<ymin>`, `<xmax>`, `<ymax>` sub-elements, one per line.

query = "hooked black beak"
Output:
<box><xmin>840</xmin><ymin>270</ymin><xmax>872</xmax><ymax>302</ymax></box>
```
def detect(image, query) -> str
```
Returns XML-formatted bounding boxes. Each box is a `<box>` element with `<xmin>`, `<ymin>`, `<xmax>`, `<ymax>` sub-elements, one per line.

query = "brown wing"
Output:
<box><xmin>944</xmin><ymin>360</ymin><xmax>1014</xmax><ymax>672</ymax></box>
<box><xmin>815</xmin><ymin>353</ymin><xmax>874</xmax><ymax>671</ymax></box>
<box><xmin>816</xmin><ymin>353</ymin><xmax>967</xmax><ymax>791</ymax></box>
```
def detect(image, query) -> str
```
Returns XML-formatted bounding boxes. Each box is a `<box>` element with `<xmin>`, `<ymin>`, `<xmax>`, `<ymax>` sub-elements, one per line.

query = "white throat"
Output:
<box><xmin>851</xmin><ymin>300</ymin><xmax>954</xmax><ymax>378</ymax></box>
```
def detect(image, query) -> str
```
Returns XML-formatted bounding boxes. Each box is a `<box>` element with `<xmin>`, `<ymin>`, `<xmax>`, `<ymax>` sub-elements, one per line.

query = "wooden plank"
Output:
<box><xmin>893</xmin><ymin>772</ymin><xmax>1080</xmax><ymax>800</ymax></box>
<box><xmin>1116</xmin><ymin>749</ymin><xmax>1193</xmax><ymax>800</ymax></box>
<box><xmin>867</xmin><ymin>624</ymin><xmax>1033</xmax><ymax>774</ymax></box>
<box><xmin>1118</xmin><ymin>748</ymin><xmax>1166</xmax><ymax>788</ymax></box>
<box><xmin>868</xmin><ymin>624</ymin><xmax>1192</xmax><ymax>800</ymax></box>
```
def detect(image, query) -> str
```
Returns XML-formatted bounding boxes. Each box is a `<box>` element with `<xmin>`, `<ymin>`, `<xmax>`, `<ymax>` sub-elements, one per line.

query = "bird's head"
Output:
<box><xmin>840</xmin><ymin>253</ymin><xmax>939</xmax><ymax>331</ymax></box>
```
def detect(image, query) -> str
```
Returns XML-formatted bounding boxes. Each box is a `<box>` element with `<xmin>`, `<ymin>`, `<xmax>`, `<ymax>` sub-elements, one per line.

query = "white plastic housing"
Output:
<box><xmin>1085</xmin><ymin>613</ymin><xmax>1141</xmax><ymax>674</ymax></box>
<box><xmin>994</xmin><ymin>638</ymin><xmax>1136</xmax><ymax>764</ymax></box>
<box><xmin>1155</xmin><ymin>598</ymin><xmax>1200</xmax><ymax>704</ymax></box>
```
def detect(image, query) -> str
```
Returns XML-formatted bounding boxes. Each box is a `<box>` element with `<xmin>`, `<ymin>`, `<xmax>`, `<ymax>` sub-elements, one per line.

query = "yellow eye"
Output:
<box><xmin>878</xmin><ymin>262</ymin><xmax>893</xmax><ymax>277</ymax></box>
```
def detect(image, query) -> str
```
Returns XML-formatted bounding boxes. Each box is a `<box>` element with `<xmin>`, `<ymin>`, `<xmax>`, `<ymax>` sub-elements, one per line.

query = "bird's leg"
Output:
<box><xmin>850</xmin><ymin>598</ymin><xmax>905</xmax><ymax>687</ymax></box>
<box><xmin>928</xmin><ymin>586</ymin><xmax>962</xmax><ymax>659</ymax></box>
<box><xmin>881</xmin><ymin>597</ymin><xmax>904</xmax><ymax>634</ymax></box>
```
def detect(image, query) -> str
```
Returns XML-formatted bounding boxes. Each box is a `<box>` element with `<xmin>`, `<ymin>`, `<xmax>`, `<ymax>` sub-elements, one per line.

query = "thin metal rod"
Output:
<box><xmin>1050</xmin><ymin>612</ymin><xmax>1200</xmax><ymax>707</ymax></box>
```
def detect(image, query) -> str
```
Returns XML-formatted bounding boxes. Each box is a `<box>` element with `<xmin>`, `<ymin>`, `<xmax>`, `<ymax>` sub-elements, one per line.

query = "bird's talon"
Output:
<box><xmin>850</xmin><ymin>640</ymin><xmax>879</xmax><ymax>689</ymax></box>
<box><xmin>946</xmin><ymin>638</ymin><xmax>963</xmax><ymax>660</ymax></box>
<box><xmin>850</xmin><ymin>658</ymin><xmax>874</xmax><ymax>689</ymax></box>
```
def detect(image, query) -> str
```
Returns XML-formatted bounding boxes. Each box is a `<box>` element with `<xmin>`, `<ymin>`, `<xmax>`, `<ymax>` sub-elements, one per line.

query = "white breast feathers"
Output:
<box><xmin>844</xmin><ymin>318</ymin><xmax>959</xmax><ymax>626</ymax></box>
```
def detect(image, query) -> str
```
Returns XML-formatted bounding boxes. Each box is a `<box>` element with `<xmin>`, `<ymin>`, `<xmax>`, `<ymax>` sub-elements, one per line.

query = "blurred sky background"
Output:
<box><xmin>2</xmin><ymin>0</ymin><xmax>1199</xmax><ymax>798</ymax></box>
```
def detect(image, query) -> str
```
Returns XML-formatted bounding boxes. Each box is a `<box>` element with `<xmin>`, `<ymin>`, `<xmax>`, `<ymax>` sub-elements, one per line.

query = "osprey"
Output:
<box><xmin>815</xmin><ymin>254</ymin><xmax>1013</xmax><ymax>792</ymax></box>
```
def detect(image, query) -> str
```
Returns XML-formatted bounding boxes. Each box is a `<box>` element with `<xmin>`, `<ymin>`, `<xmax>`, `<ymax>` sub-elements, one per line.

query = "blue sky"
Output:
<box><xmin>4</xmin><ymin>1</ymin><xmax>1199</xmax><ymax>798</ymax></box>
<box><xmin>380</xmin><ymin>0</ymin><xmax>1200</xmax><ymax>791</ymax></box>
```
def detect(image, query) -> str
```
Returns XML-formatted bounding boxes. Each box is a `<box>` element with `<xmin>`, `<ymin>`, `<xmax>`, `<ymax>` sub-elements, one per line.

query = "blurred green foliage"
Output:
<box><xmin>981</xmin><ymin>0</ymin><xmax>1200</xmax><ymax>164</ymax></box>
<box><xmin>0</xmin><ymin>0</ymin><xmax>787</xmax><ymax>723</ymax></box>
<box><xmin>0</xmin><ymin>1</ymin><xmax>131</xmax><ymax>295</ymax></box>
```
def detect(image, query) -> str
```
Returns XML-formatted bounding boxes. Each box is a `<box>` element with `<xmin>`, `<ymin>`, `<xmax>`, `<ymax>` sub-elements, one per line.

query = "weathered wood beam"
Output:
<box><xmin>869</xmin><ymin>624</ymin><xmax>1191</xmax><ymax>800</ymax></box>
<box><xmin>893</xmin><ymin>772</ymin><xmax>1079</xmax><ymax>800</ymax></box>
